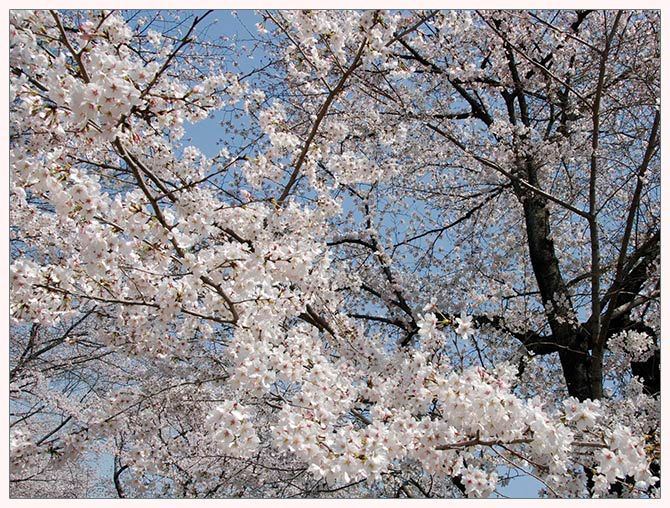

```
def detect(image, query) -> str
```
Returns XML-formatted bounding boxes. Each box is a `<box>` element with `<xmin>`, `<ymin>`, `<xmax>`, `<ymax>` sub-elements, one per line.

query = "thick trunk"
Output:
<box><xmin>605</xmin><ymin>232</ymin><xmax>660</xmax><ymax>396</ymax></box>
<box><xmin>514</xmin><ymin>161</ymin><xmax>594</xmax><ymax>400</ymax></box>
<box><xmin>557</xmin><ymin>350</ymin><xmax>594</xmax><ymax>401</ymax></box>
<box><xmin>632</xmin><ymin>350</ymin><xmax>660</xmax><ymax>397</ymax></box>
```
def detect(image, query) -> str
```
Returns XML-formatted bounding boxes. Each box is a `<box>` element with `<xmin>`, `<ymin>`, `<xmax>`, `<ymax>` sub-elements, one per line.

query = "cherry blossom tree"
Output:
<box><xmin>9</xmin><ymin>9</ymin><xmax>660</xmax><ymax>498</ymax></box>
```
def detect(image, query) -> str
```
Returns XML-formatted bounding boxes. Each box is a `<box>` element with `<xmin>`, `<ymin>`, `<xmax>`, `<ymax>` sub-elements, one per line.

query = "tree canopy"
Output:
<box><xmin>9</xmin><ymin>9</ymin><xmax>660</xmax><ymax>498</ymax></box>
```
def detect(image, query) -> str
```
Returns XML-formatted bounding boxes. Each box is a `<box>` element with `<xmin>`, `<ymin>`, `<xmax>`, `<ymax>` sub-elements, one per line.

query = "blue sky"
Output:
<box><xmin>182</xmin><ymin>10</ymin><xmax>263</xmax><ymax>157</ymax></box>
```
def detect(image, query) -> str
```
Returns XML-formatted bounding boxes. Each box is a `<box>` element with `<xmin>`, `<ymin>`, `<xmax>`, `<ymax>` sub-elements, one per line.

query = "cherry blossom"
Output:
<box><xmin>9</xmin><ymin>8</ymin><xmax>660</xmax><ymax>499</ymax></box>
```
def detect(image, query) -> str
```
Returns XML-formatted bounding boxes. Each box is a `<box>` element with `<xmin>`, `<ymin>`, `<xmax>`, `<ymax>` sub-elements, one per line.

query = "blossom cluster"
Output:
<box><xmin>206</xmin><ymin>401</ymin><xmax>261</xmax><ymax>457</ymax></box>
<box><xmin>608</xmin><ymin>330</ymin><xmax>657</xmax><ymax>362</ymax></box>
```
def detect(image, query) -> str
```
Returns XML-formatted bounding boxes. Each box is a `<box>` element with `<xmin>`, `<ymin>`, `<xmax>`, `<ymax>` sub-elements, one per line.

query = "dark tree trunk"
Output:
<box><xmin>514</xmin><ymin>160</ymin><xmax>594</xmax><ymax>400</ymax></box>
